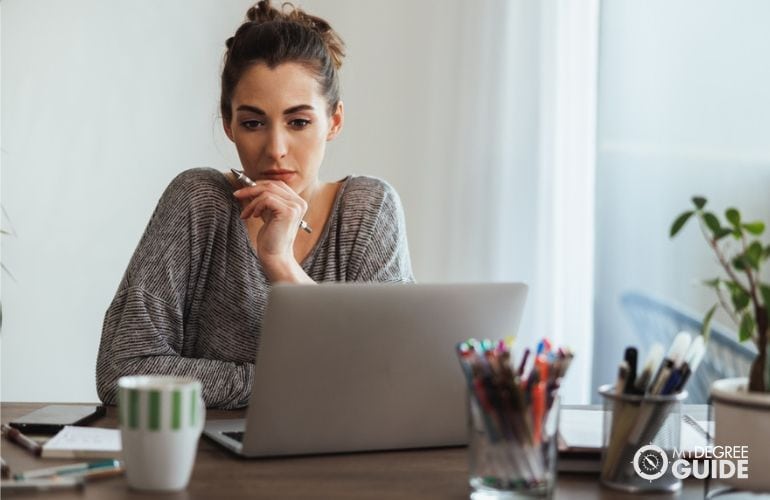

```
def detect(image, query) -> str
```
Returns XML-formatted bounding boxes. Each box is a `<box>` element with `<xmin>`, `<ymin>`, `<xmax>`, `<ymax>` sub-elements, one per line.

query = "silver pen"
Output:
<box><xmin>230</xmin><ymin>168</ymin><xmax>312</xmax><ymax>234</ymax></box>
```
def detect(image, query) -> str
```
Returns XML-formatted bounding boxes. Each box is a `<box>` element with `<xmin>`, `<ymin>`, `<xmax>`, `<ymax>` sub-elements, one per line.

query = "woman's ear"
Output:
<box><xmin>223</xmin><ymin>118</ymin><xmax>234</xmax><ymax>142</ymax></box>
<box><xmin>326</xmin><ymin>101</ymin><xmax>344</xmax><ymax>141</ymax></box>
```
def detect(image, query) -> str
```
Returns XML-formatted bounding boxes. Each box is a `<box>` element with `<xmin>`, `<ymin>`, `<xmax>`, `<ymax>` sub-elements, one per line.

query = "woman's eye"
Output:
<box><xmin>241</xmin><ymin>120</ymin><xmax>264</xmax><ymax>130</ymax></box>
<box><xmin>289</xmin><ymin>119</ymin><xmax>311</xmax><ymax>129</ymax></box>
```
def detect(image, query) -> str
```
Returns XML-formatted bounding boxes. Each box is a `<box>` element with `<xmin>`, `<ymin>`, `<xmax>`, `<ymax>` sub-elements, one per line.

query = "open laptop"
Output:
<box><xmin>203</xmin><ymin>282</ymin><xmax>528</xmax><ymax>457</ymax></box>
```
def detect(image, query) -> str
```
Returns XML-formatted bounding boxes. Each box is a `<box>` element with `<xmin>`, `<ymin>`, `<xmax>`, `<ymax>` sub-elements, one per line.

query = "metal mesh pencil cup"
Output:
<box><xmin>467</xmin><ymin>394</ymin><xmax>559</xmax><ymax>498</ymax></box>
<box><xmin>598</xmin><ymin>384</ymin><xmax>687</xmax><ymax>493</ymax></box>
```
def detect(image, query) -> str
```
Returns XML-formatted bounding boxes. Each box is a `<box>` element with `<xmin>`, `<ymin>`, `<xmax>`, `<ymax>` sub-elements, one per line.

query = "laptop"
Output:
<box><xmin>203</xmin><ymin>282</ymin><xmax>528</xmax><ymax>457</ymax></box>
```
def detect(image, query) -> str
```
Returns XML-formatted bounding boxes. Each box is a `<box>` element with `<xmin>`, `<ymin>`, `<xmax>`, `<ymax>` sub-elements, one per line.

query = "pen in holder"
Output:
<box><xmin>598</xmin><ymin>384</ymin><xmax>687</xmax><ymax>493</ymax></box>
<box><xmin>467</xmin><ymin>392</ymin><xmax>560</xmax><ymax>498</ymax></box>
<box><xmin>458</xmin><ymin>338</ymin><xmax>572</xmax><ymax>499</ymax></box>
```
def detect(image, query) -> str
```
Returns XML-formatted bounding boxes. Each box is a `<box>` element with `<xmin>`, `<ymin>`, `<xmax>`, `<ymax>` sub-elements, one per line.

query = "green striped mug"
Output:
<box><xmin>118</xmin><ymin>376</ymin><xmax>205</xmax><ymax>491</ymax></box>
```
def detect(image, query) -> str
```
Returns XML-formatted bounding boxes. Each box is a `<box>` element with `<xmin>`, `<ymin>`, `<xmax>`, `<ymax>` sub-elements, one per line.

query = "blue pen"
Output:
<box><xmin>660</xmin><ymin>368</ymin><xmax>682</xmax><ymax>395</ymax></box>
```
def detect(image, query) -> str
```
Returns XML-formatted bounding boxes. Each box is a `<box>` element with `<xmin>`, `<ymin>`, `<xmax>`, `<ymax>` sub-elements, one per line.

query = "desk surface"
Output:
<box><xmin>1</xmin><ymin>403</ymin><xmax>712</xmax><ymax>499</ymax></box>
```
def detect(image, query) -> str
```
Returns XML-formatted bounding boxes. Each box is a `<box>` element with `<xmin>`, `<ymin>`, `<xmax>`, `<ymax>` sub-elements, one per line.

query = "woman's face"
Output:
<box><xmin>223</xmin><ymin>62</ymin><xmax>343</xmax><ymax>196</ymax></box>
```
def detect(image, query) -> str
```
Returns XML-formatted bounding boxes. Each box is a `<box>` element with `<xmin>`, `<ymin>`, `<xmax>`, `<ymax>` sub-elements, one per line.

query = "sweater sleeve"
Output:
<box><xmin>348</xmin><ymin>179</ymin><xmax>415</xmax><ymax>283</ymax></box>
<box><xmin>95</xmin><ymin>170</ymin><xmax>253</xmax><ymax>409</ymax></box>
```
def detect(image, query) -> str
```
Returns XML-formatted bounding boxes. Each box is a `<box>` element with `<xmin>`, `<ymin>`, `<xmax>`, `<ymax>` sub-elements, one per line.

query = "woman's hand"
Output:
<box><xmin>232</xmin><ymin>180</ymin><xmax>313</xmax><ymax>283</ymax></box>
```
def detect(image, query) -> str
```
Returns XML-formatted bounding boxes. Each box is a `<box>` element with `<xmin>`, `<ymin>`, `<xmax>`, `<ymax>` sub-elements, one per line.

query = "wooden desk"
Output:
<box><xmin>1</xmin><ymin>403</ymin><xmax>709</xmax><ymax>499</ymax></box>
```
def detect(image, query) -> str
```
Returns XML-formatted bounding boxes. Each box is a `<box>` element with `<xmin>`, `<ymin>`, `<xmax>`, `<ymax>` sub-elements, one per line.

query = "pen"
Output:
<box><xmin>1</xmin><ymin>457</ymin><xmax>9</xmax><ymax>479</ymax></box>
<box><xmin>648</xmin><ymin>332</ymin><xmax>692</xmax><ymax>395</ymax></box>
<box><xmin>13</xmin><ymin>459</ymin><xmax>120</xmax><ymax>480</ymax></box>
<box><xmin>633</xmin><ymin>343</ymin><xmax>663</xmax><ymax>394</ymax></box>
<box><xmin>230</xmin><ymin>168</ymin><xmax>313</xmax><ymax>233</ymax></box>
<box><xmin>622</xmin><ymin>347</ymin><xmax>638</xmax><ymax>394</ymax></box>
<box><xmin>1</xmin><ymin>424</ymin><xmax>42</xmax><ymax>457</ymax></box>
<box><xmin>614</xmin><ymin>361</ymin><xmax>629</xmax><ymax>396</ymax></box>
<box><xmin>0</xmin><ymin>476</ymin><xmax>85</xmax><ymax>493</ymax></box>
<box><xmin>673</xmin><ymin>336</ymin><xmax>706</xmax><ymax>392</ymax></box>
<box><xmin>517</xmin><ymin>348</ymin><xmax>530</xmax><ymax>377</ymax></box>
<box><xmin>81</xmin><ymin>466</ymin><xmax>125</xmax><ymax>482</ymax></box>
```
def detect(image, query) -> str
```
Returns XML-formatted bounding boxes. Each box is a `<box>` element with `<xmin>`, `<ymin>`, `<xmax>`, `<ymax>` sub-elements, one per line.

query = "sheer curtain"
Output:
<box><xmin>438</xmin><ymin>0</ymin><xmax>599</xmax><ymax>403</ymax></box>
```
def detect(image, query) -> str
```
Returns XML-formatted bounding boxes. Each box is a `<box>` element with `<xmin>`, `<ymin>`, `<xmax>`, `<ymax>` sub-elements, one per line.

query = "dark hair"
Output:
<box><xmin>220</xmin><ymin>0</ymin><xmax>345</xmax><ymax>122</ymax></box>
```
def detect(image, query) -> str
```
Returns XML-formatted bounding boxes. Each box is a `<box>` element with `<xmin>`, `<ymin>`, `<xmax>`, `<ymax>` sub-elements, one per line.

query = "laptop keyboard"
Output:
<box><xmin>224</xmin><ymin>431</ymin><xmax>245</xmax><ymax>442</ymax></box>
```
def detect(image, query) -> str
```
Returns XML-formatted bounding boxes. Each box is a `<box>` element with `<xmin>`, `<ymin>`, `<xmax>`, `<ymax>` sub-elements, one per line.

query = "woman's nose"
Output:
<box><xmin>265</xmin><ymin>128</ymin><xmax>288</xmax><ymax>160</ymax></box>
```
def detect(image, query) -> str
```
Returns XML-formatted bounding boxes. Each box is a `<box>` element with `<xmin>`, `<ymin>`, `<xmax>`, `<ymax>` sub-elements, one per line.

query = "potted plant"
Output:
<box><xmin>671</xmin><ymin>196</ymin><xmax>770</xmax><ymax>492</ymax></box>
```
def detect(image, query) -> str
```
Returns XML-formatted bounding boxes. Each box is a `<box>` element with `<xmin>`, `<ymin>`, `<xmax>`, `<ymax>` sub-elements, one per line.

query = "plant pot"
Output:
<box><xmin>711</xmin><ymin>377</ymin><xmax>770</xmax><ymax>493</ymax></box>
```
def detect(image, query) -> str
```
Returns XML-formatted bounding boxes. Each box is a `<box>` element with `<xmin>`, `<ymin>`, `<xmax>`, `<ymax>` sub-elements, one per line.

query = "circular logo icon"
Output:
<box><xmin>633</xmin><ymin>444</ymin><xmax>668</xmax><ymax>482</ymax></box>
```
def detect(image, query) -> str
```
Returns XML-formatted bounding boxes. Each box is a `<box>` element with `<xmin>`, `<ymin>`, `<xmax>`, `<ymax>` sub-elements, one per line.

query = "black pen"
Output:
<box><xmin>230</xmin><ymin>168</ymin><xmax>312</xmax><ymax>233</ymax></box>
<box><xmin>622</xmin><ymin>347</ymin><xmax>638</xmax><ymax>394</ymax></box>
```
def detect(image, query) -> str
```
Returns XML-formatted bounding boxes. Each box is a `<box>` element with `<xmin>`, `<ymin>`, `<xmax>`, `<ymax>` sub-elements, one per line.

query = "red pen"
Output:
<box><xmin>531</xmin><ymin>382</ymin><xmax>546</xmax><ymax>444</ymax></box>
<box><xmin>1</xmin><ymin>424</ymin><xmax>42</xmax><ymax>457</ymax></box>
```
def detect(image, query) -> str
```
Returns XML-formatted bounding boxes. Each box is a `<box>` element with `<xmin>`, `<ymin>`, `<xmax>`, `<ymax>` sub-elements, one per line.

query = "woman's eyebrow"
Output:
<box><xmin>236</xmin><ymin>104</ymin><xmax>266</xmax><ymax>115</ymax></box>
<box><xmin>283</xmin><ymin>104</ymin><xmax>314</xmax><ymax>114</ymax></box>
<box><xmin>236</xmin><ymin>104</ymin><xmax>315</xmax><ymax>115</ymax></box>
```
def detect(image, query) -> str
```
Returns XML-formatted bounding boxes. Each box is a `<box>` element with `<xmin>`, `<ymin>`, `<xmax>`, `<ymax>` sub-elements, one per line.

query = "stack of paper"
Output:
<box><xmin>41</xmin><ymin>426</ymin><xmax>121</xmax><ymax>459</ymax></box>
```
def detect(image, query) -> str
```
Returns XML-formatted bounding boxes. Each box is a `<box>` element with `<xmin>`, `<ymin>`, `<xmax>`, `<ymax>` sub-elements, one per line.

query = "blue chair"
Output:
<box><xmin>619</xmin><ymin>291</ymin><xmax>756</xmax><ymax>403</ymax></box>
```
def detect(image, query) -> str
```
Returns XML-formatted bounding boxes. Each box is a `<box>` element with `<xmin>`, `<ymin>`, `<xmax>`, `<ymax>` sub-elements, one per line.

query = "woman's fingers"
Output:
<box><xmin>233</xmin><ymin>179</ymin><xmax>299</xmax><ymax>201</ymax></box>
<box><xmin>240</xmin><ymin>191</ymin><xmax>304</xmax><ymax>223</ymax></box>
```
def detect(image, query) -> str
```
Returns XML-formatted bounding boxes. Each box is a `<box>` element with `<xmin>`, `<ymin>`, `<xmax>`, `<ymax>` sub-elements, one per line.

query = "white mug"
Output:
<box><xmin>118</xmin><ymin>376</ymin><xmax>205</xmax><ymax>491</ymax></box>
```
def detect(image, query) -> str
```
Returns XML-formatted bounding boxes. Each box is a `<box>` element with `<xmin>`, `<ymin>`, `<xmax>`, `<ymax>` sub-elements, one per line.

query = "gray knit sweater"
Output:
<box><xmin>96</xmin><ymin>168</ymin><xmax>413</xmax><ymax>409</ymax></box>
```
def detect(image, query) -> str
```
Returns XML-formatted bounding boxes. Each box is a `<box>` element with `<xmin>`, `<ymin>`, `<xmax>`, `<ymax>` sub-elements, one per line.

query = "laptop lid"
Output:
<box><xmin>237</xmin><ymin>282</ymin><xmax>528</xmax><ymax>457</ymax></box>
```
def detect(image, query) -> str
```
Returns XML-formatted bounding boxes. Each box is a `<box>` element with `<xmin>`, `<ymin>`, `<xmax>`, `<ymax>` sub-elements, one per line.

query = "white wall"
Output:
<box><xmin>593</xmin><ymin>0</ymin><xmax>770</xmax><ymax>394</ymax></box>
<box><xmin>1</xmin><ymin>0</ymin><xmax>518</xmax><ymax>402</ymax></box>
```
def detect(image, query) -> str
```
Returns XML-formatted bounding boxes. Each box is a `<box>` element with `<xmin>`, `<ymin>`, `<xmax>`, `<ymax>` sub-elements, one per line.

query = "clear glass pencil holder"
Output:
<box><xmin>598</xmin><ymin>384</ymin><xmax>687</xmax><ymax>493</ymax></box>
<box><xmin>467</xmin><ymin>394</ymin><xmax>559</xmax><ymax>499</ymax></box>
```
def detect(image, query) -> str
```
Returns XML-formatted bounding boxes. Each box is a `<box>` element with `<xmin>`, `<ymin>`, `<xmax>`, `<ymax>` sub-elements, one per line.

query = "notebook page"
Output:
<box><xmin>43</xmin><ymin>426</ymin><xmax>121</xmax><ymax>454</ymax></box>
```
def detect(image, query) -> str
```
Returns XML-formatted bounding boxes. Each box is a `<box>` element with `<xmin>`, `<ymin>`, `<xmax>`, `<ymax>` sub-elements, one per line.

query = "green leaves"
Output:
<box><xmin>701</xmin><ymin>304</ymin><xmax>717</xmax><ymax>343</ymax></box>
<box><xmin>739</xmin><ymin>312</ymin><xmax>755</xmax><ymax>342</ymax></box>
<box><xmin>703</xmin><ymin>212</ymin><xmax>721</xmax><ymax>234</ymax></box>
<box><xmin>670</xmin><ymin>211</ymin><xmax>694</xmax><ymax>237</ymax></box>
<box><xmin>732</xmin><ymin>242</ymin><xmax>765</xmax><ymax>272</ymax></box>
<box><xmin>671</xmin><ymin>197</ymin><xmax>769</xmax><ymax>349</ymax></box>
<box><xmin>746</xmin><ymin>242</ymin><xmax>764</xmax><ymax>270</ymax></box>
<box><xmin>731</xmin><ymin>286</ymin><xmax>751</xmax><ymax>312</ymax></box>
<box><xmin>743</xmin><ymin>222</ymin><xmax>766</xmax><ymax>235</ymax></box>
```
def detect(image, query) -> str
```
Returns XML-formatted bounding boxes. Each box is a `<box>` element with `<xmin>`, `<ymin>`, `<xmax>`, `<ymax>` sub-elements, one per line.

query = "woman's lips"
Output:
<box><xmin>259</xmin><ymin>170</ymin><xmax>296</xmax><ymax>182</ymax></box>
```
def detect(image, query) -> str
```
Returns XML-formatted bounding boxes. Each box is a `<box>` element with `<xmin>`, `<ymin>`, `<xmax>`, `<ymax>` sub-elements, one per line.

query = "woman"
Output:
<box><xmin>96</xmin><ymin>1</ymin><xmax>414</xmax><ymax>409</ymax></box>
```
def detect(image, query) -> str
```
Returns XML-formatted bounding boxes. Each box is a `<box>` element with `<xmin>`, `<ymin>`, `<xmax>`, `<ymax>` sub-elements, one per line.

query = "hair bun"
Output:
<box><xmin>246</xmin><ymin>1</ymin><xmax>279</xmax><ymax>23</ymax></box>
<box><xmin>290</xmin><ymin>11</ymin><xmax>345</xmax><ymax>70</ymax></box>
<box><xmin>239</xmin><ymin>0</ymin><xmax>345</xmax><ymax>70</ymax></box>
